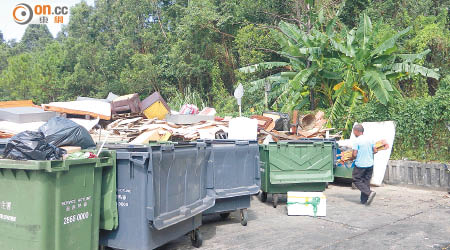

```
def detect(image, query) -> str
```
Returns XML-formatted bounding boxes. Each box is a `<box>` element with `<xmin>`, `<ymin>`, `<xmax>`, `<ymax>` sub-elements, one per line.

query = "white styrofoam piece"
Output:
<box><xmin>165</xmin><ymin>114</ymin><xmax>214</xmax><ymax>125</ymax></box>
<box><xmin>347</xmin><ymin>121</ymin><xmax>396</xmax><ymax>186</ymax></box>
<box><xmin>228</xmin><ymin>117</ymin><xmax>257</xmax><ymax>140</ymax></box>
<box><xmin>0</xmin><ymin>107</ymin><xmax>57</xmax><ymax>123</ymax></box>
<box><xmin>70</xmin><ymin>118</ymin><xmax>100</xmax><ymax>131</ymax></box>
<box><xmin>287</xmin><ymin>192</ymin><xmax>326</xmax><ymax>217</ymax></box>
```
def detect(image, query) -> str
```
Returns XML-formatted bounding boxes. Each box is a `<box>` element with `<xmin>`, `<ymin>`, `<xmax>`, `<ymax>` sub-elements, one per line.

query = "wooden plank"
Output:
<box><xmin>130</xmin><ymin>130</ymin><xmax>160</xmax><ymax>144</ymax></box>
<box><xmin>42</xmin><ymin>105</ymin><xmax>111</xmax><ymax>120</ymax></box>
<box><xmin>0</xmin><ymin>131</ymin><xmax>14</xmax><ymax>138</ymax></box>
<box><xmin>0</xmin><ymin>100</ymin><xmax>34</xmax><ymax>108</ymax></box>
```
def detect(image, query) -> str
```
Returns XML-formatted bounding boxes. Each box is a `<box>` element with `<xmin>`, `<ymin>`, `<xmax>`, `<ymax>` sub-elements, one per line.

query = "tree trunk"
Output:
<box><xmin>309</xmin><ymin>89</ymin><xmax>315</xmax><ymax>110</ymax></box>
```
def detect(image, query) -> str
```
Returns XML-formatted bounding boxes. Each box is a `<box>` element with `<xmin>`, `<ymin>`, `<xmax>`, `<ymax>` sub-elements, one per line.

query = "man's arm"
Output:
<box><xmin>352</xmin><ymin>150</ymin><xmax>358</xmax><ymax>160</ymax></box>
<box><xmin>373</xmin><ymin>146</ymin><xmax>378</xmax><ymax>154</ymax></box>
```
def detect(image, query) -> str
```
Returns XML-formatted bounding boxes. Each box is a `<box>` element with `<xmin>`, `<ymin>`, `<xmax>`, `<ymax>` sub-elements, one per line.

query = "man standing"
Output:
<box><xmin>352</xmin><ymin>124</ymin><xmax>378</xmax><ymax>205</ymax></box>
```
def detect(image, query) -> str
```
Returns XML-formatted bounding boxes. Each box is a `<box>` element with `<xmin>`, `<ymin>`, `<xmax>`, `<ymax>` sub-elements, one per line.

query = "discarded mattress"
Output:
<box><xmin>338</xmin><ymin>121</ymin><xmax>396</xmax><ymax>186</ymax></box>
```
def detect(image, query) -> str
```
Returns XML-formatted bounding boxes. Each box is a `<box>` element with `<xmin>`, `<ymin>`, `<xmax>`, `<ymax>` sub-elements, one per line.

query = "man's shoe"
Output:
<box><xmin>366</xmin><ymin>191</ymin><xmax>376</xmax><ymax>206</ymax></box>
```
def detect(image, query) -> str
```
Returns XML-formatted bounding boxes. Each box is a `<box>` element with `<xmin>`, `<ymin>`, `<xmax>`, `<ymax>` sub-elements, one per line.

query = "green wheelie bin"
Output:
<box><xmin>259</xmin><ymin>140</ymin><xmax>334</xmax><ymax>208</ymax></box>
<box><xmin>0</xmin><ymin>150</ymin><xmax>117</xmax><ymax>250</ymax></box>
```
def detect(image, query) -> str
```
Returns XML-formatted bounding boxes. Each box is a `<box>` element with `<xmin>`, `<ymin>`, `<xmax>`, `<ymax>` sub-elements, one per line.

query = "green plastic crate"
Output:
<box><xmin>259</xmin><ymin>141</ymin><xmax>334</xmax><ymax>207</ymax></box>
<box><xmin>334</xmin><ymin>164</ymin><xmax>354</xmax><ymax>179</ymax></box>
<box><xmin>0</xmin><ymin>150</ymin><xmax>116</xmax><ymax>250</ymax></box>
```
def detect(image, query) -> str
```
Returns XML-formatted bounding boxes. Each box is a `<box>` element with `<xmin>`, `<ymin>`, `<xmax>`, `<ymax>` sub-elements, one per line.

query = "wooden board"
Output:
<box><xmin>43</xmin><ymin>105</ymin><xmax>111</xmax><ymax>120</ymax></box>
<box><xmin>60</xmin><ymin>146</ymin><xmax>82</xmax><ymax>154</ymax></box>
<box><xmin>0</xmin><ymin>100</ymin><xmax>34</xmax><ymax>108</ymax></box>
<box><xmin>130</xmin><ymin>130</ymin><xmax>160</xmax><ymax>144</ymax></box>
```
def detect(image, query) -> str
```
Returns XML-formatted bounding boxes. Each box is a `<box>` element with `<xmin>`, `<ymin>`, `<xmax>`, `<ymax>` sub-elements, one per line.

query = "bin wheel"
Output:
<box><xmin>240</xmin><ymin>209</ymin><xmax>248</xmax><ymax>226</ymax></box>
<box><xmin>190</xmin><ymin>229</ymin><xmax>203</xmax><ymax>248</ymax></box>
<box><xmin>220</xmin><ymin>213</ymin><xmax>230</xmax><ymax>220</ymax></box>
<box><xmin>260</xmin><ymin>192</ymin><xmax>267</xmax><ymax>202</ymax></box>
<box><xmin>273</xmin><ymin>194</ymin><xmax>278</xmax><ymax>208</ymax></box>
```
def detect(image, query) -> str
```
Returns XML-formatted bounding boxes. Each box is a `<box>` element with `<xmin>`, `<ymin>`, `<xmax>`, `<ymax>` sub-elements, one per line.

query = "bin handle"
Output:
<box><xmin>161</xmin><ymin>144</ymin><xmax>175</xmax><ymax>151</ymax></box>
<box><xmin>255</xmin><ymin>155</ymin><xmax>261</xmax><ymax>179</ymax></box>
<box><xmin>130</xmin><ymin>158</ymin><xmax>146</xmax><ymax>166</ymax></box>
<box><xmin>46</xmin><ymin>161</ymin><xmax>69</xmax><ymax>172</ymax></box>
<box><xmin>130</xmin><ymin>152</ymin><xmax>149</xmax><ymax>167</ymax></box>
<box><xmin>313</xmin><ymin>141</ymin><xmax>324</xmax><ymax>146</ymax></box>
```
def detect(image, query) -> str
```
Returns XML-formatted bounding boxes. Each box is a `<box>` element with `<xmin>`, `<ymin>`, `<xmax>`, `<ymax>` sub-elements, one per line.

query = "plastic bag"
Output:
<box><xmin>263</xmin><ymin>112</ymin><xmax>290</xmax><ymax>131</ymax></box>
<box><xmin>66</xmin><ymin>151</ymin><xmax>97</xmax><ymax>160</ymax></box>
<box><xmin>179</xmin><ymin>104</ymin><xmax>199</xmax><ymax>114</ymax></box>
<box><xmin>38</xmin><ymin>117</ymin><xmax>95</xmax><ymax>149</ymax></box>
<box><xmin>2</xmin><ymin>131</ymin><xmax>66</xmax><ymax>160</ymax></box>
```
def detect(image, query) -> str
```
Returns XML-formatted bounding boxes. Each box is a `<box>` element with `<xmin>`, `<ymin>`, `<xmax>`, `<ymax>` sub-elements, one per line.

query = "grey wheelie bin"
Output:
<box><xmin>201</xmin><ymin>140</ymin><xmax>260</xmax><ymax>226</ymax></box>
<box><xmin>0</xmin><ymin>139</ymin><xmax>7</xmax><ymax>155</ymax></box>
<box><xmin>100</xmin><ymin>142</ymin><xmax>215</xmax><ymax>249</ymax></box>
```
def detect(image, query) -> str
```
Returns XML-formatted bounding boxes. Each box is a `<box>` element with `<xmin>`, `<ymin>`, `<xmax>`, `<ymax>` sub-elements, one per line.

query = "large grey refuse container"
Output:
<box><xmin>100</xmin><ymin>142</ymin><xmax>215</xmax><ymax>249</ymax></box>
<box><xmin>201</xmin><ymin>140</ymin><xmax>260</xmax><ymax>226</ymax></box>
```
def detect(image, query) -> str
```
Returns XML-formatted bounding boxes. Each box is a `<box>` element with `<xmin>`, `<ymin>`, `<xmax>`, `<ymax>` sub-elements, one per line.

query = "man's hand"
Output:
<box><xmin>373</xmin><ymin>146</ymin><xmax>378</xmax><ymax>154</ymax></box>
<box><xmin>352</xmin><ymin>149</ymin><xmax>358</xmax><ymax>159</ymax></box>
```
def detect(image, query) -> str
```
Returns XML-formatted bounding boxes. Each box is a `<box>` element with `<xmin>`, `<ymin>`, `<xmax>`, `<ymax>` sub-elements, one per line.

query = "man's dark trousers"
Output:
<box><xmin>352</xmin><ymin>166</ymin><xmax>373</xmax><ymax>203</ymax></box>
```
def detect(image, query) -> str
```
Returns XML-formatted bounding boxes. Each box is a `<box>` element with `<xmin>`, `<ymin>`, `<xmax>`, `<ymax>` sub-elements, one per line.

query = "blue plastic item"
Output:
<box><xmin>335</xmin><ymin>147</ymin><xmax>355</xmax><ymax>179</ymax></box>
<box><xmin>100</xmin><ymin>142</ymin><xmax>214</xmax><ymax>249</ymax></box>
<box><xmin>201</xmin><ymin>140</ymin><xmax>260</xmax><ymax>226</ymax></box>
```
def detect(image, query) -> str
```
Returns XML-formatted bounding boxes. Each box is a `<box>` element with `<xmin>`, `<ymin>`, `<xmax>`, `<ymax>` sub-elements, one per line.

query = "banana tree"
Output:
<box><xmin>239</xmin><ymin>17</ymin><xmax>342</xmax><ymax>112</ymax></box>
<box><xmin>328</xmin><ymin>14</ymin><xmax>440</xmax><ymax>134</ymax></box>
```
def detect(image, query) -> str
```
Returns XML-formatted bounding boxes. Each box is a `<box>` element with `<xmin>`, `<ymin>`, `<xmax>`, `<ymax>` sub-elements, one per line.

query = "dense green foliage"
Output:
<box><xmin>346</xmin><ymin>75</ymin><xmax>450</xmax><ymax>162</ymax></box>
<box><xmin>0</xmin><ymin>0</ymin><xmax>448</xmax><ymax>161</ymax></box>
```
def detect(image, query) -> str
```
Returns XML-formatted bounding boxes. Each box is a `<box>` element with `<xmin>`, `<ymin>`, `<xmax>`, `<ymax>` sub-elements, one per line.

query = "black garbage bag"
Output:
<box><xmin>3</xmin><ymin>131</ymin><xmax>66</xmax><ymax>160</ymax></box>
<box><xmin>38</xmin><ymin>117</ymin><xmax>95</xmax><ymax>149</ymax></box>
<box><xmin>263</xmin><ymin>112</ymin><xmax>290</xmax><ymax>131</ymax></box>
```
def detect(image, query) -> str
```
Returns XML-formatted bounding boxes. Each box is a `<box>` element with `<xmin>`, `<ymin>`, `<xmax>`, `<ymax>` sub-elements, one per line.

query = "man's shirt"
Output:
<box><xmin>352</xmin><ymin>135</ymin><xmax>375</xmax><ymax>168</ymax></box>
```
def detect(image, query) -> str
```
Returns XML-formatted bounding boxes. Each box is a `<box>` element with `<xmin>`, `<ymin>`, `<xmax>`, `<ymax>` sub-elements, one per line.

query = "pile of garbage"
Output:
<box><xmin>252</xmin><ymin>110</ymin><xmax>339</xmax><ymax>143</ymax></box>
<box><xmin>0</xmin><ymin>91</ymin><xmax>343</xmax><ymax>148</ymax></box>
<box><xmin>91</xmin><ymin>117</ymin><xmax>229</xmax><ymax>143</ymax></box>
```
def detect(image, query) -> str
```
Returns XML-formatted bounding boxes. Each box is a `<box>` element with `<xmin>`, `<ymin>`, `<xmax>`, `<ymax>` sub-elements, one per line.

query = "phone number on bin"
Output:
<box><xmin>63</xmin><ymin>212</ymin><xmax>89</xmax><ymax>225</ymax></box>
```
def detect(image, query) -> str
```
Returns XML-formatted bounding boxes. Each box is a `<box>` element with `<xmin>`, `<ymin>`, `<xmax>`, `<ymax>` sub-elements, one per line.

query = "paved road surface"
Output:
<box><xmin>158</xmin><ymin>184</ymin><xmax>450</xmax><ymax>250</ymax></box>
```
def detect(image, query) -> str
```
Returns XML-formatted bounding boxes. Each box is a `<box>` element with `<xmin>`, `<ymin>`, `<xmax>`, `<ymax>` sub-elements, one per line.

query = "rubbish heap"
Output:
<box><xmin>91</xmin><ymin>117</ymin><xmax>229</xmax><ymax>143</ymax></box>
<box><xmin>252</xmin><ymin>110</ymin><xmax>339</xmax><ymax>143</ymax></box>
<box><xmin>0</xmin><ymin>91</ymin><xmax>343</xmax><ymax>147</ymax></box>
